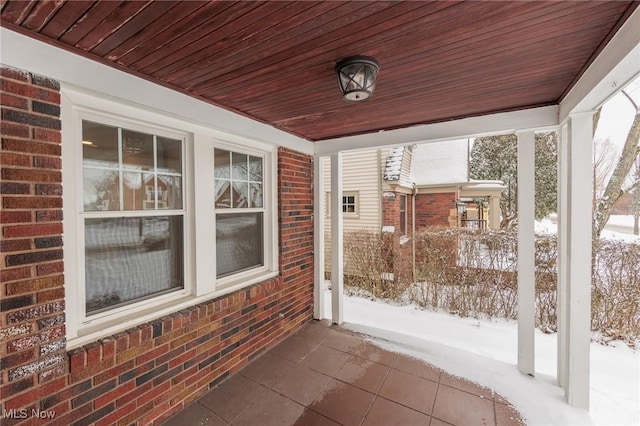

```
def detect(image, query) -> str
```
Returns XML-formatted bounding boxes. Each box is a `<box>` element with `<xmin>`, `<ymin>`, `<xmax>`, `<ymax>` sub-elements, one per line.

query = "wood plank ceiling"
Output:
<box><xmin>2</xmin><ymin>1</ymin><xmax>637</xmax><ymax>141</ymax></box>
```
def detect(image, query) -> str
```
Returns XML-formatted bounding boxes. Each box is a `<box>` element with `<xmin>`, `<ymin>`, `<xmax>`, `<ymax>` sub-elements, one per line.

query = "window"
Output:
<box><xmin>343</xmin><ymin>193</ymin><xmax>357</xmax><ymax>214</ymax></box>
<box><xmin>63</xmin><ymin>89</ymin><xmax>278</xmax><ymax>345</ymax></box>
<box><xmin>326</xmin><ymin>191</ymin><xmax>359</xmax><ymax>217</ymax></box>
<box><xmin>399</xmin><ymin>194</ymin><xmax>407</xmax><ymax>235</ymax></box>
<box><xmin>214</xmin><ymin>149</ymin><xmax>264</xmax><ymax>278</ymax></box>
<box><xmin>81</xmin><ymin>121</ymin><xmax>185</xmax><ymax>314</ymax></box>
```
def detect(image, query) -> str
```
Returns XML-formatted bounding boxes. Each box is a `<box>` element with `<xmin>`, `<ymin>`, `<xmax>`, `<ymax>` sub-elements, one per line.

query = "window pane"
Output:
<box><xmin>249</xmin><ymin>155</ymin><xmax>262</xmax><ymax>182</ymax></box>
<box><xmin>214</xmin><ymin>149</ymin><xmax>230</xmax><ymax>179</ymax></box>
<box><xmin>85</xmin><ymin>216</ymin><xmax>184</xmax><ymax>314</ymax></box>
<box><xmin>122</xmin><ymin>172</ymin><xmax>147</xmax><ymax>210</ymax></box>
<box><xmin>232</xmin><ymin>181</ymin><xmax>248</xmax><ymax>208</ymax></box>
<box><xmin>82</xmin><ymin>121</ymin><xmax>118</xmax><ymax>164</ymax></box>
<box><xmin>83</xmin><ymin>168</ymin><xmax>119</xmax><ymax>211</ymax></box>
<box><xmin>157</xmin><ymin>137</ymin><xmax>182</xmax><ymax>173</ymax></box>
<box><xmin>216</xmin><ymin>212</ymin><xmax>263</xmax><ymax>278</ymax></box>
<box><xmin>249</xmin><ymin>183</ymin><xmax>263</xmax><ymax>208</ymax></box>
<box><xmin>232</xmin><ymin>152</ymin><xmax>248</xmax><ymax>180</ymax></box>
<box><xmin>157</xmin><ymin>175</ymin><xmax>182</xmax><ymax>209</ymax></box>
<box><xmin>215</xmin><ymin>181</ymin><xmax>231</xmax><ymax>208</ymax></box>
<box><xmin>122</xmin><ymin>129</ymin><xmax>153</xmax><ymax>170</ymax></box>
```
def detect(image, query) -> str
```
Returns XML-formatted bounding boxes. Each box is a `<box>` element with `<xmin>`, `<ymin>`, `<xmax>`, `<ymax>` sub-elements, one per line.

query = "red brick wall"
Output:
<box><xmin>381</xmin><ymin>192</ymin><xmax>414</xmax><ymax>236</ymax></box>
<box><xmin>415</xmin><ymin>192</ymin><xmax>457</xmax><ymax>229</ymax></box>
<box><xmin>0</xmin><ymin>66</ymin><xmax>314</xmax><ymax>425</ymax></box>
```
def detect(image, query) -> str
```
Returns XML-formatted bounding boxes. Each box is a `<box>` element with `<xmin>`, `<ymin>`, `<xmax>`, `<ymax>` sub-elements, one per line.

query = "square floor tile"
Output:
<box><xmin>300</xmin><ymin>345</ymin><xmax>351</xmax><ymax>377</ymax></box>
<box><xmin>432</xmin><ymin>384</ymin><xmax>496</xmax><ymax>426</ymax></box>
<box><xmin>199</xmin><ymin>374</ymin><xmax>267</xmax><ymax>423</ymax></box>
<box><xmin>310</xmin><ymin>379</ymin><xmax>375</xmax><ymax>426</ymax></box>
<box><xmin>352</xmin><ymin>341</ymin><xmax>399</xmax><ymax>366</ymax></box>
<box><xmin>270</xmin><ymin>335</ymin><xmax>319</xmax><ymax>364</ymax></box>
<box><xmin>239</xmin><ymin>352</ymin><xmax>295</xmax><ymax>388</ymax></box>
<box><xmin>231</xmin><ymin>389</ymin><xmax>305</xmax><ymax>426</ymax></box>
<box><xmin>362</xmin><ymin>396</ymin><xmax>431</xmax><ymax>425</ymax></box>
<box><xmin>161</xmin><ymin>402</ymin><xmax>226</xmax><ymax>426</ymax></box>
<box><xmin>378</xmin><ymin>368</ymin><xmax>438</xmax><ymax>414</ymax></box>
<box><xmin>439</xmin><ymin>372</ymin><xmax>494</xmax><ymax>400</ymax></box>
<box><xmin>293</xmin><ymin>409</ymin><xmax>341</xmax><ymax>426</ymax></box>
<box><xmin>495</xmin><ymin>402</ymin><xmax>525</xmax><ymax>426</ymax></box>
<box><xmin>321</xmin><ymin>331</ymin><xmax>363</xmax><ymax>353</ymax></box>
<box><xmin>393</xmin><ymin>355</ymin><xmax>441</xmax><ymax>382</ymax></box>
<box><xmin>429</xmin><ymin>418</ymin><xmax>454</xmax><ymax>426</ymax></box>
<box><xmin>294</xmin><ymin>322</ymin><xmax>335</xmax><ymax>344</ymax></box>
<box><xmin>272</xmin><ymin>364</ymin><xmax>332</xmax><ymax>406</ymax></box>
<box><xmin>335</xmin><ymin>355</ymin><xmax>390</xmax><ymax>393</ymax></box>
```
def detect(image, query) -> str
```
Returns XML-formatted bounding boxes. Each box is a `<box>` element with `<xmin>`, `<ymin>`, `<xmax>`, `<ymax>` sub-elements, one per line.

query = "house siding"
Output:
<box><xmin>0</xmin><ymin>66</ymin><xmax>314</xmax><ymax>425</ymax></box>
<box><xmin>322</xmin><ymin>149</ymin><xmax>382</xmax><ymax>272</ymax></box>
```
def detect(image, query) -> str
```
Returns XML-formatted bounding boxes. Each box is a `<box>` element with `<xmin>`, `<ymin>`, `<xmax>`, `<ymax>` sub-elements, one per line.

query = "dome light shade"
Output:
<box><xmin>335</xmin><ymin>56</ymin><xmax>380</xmax><ymax>102</ymax></box>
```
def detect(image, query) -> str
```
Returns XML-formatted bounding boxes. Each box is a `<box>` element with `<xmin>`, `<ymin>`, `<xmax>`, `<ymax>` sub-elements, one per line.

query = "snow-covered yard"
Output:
<box><xmin>324</xmin><ymin>290</ymin><xmax>639</xmax><ymax>426</ymax></box>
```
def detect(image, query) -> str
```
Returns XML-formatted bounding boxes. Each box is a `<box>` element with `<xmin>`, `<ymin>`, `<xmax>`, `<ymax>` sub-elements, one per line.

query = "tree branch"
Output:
<box><xmin>621</xmin><ymin>89</ymin><xmax>639</xmax><ymax>112</ymax></box>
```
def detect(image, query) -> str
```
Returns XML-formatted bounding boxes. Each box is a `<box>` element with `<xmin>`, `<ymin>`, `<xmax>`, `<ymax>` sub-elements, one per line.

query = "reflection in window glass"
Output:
<box><xmin>84</xmin><ymin>216</ymin><xmax>184</xmax><ymax>313</ymax></box>
<box><xmin>82</xmin><ymin>121</ymin><xmax>183</xmax><ymax>212</ymax></box>
<box><xmin>214</xmin><ymin>148</ymin><xmax>265</xmax><ymax>278</ymax></box>
<box><xmin>216</xmin><ymin>213</ymin><xmax>263</xmax><ymax>278</ymax></box>
<box><xmin>157</xmin><ymin>137</ymin><xmax>182</xmax><ymax>173</ymax></box>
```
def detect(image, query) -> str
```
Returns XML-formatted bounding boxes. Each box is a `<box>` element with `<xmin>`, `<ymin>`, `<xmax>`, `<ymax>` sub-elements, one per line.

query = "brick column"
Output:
<box><xmin>1</xmin><ymin>67</ymin><xmax>67</xmax><ymax>411</ymax></box>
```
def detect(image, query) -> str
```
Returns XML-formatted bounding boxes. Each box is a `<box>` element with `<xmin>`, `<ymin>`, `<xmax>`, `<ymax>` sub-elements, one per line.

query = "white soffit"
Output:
<box><xmin>560</xmin><ymin>7</ymin><xmax>640</xmax><ymax>120</ymax></box>
<box><xmin>313</xmin><ymin>105</ymin><xmax>559</xmax><ymax>155</ymax></box>
<box><xmin>0</xmin><ymin>28</ymin><xmax>314</xmax><ymax>156</ymax></box>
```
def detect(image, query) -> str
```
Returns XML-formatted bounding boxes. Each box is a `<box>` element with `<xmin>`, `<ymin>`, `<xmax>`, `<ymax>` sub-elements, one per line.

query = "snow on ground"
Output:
<box><xmin>323</xmin><ymin>290</ymin><xmax>640</xmax><ymax>426</ymax></box>
<box><xmin>540</xmin><ymin>215</ymin><xmax>640</xmax><ymax>243</ymax></box>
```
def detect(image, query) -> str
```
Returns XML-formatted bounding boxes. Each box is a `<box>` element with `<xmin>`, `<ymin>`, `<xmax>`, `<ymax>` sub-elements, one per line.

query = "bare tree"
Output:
<box><xmin>593</xmin><ymin>137</ymin><xmax>617</xmax><ymax>208</ymax></box>
<box><xmin>632</xmin><ymin>154</ymin><xmax>640</xmax><ymax>235</ymax></box>
<box><xmin>593</xmin><ymin>87</ymin><xmax>640</xmax><ymax>239</ymax></box>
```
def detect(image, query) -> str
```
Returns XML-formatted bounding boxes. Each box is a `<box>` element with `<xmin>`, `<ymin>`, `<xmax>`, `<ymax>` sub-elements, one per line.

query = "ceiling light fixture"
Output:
<box><xmin>335</xmin><ymin>56</ymin><xmax>379</xmax><ymax>102</ymax></box>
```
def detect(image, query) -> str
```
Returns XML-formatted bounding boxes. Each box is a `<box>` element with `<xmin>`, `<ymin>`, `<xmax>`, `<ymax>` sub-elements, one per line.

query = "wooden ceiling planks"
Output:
<box><xmin>2</xmin><ymin>0</ymin><xmax>637</xmax><ymax>141</ymax></box>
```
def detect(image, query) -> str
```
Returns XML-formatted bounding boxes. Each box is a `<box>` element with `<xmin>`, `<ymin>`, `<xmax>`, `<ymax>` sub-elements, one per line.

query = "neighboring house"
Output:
<box><xmin>322</xmin><ymin>139</ymin><xmax>504</xmax><ymax>274</ymax></box>
<box><xmin>323</xmin><ymin>140</ymin><xmax>504</xmax><ymax>241</ymax></box>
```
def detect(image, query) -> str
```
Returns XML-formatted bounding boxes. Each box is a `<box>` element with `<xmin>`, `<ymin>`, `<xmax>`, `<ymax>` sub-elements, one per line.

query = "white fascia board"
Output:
<box><xmin>0</xmin><ymin>27</ymin><xmax>313</xmax><ymax>156</ymax></box>
<box><xmin>560</xmin><ymin>8</ymin><xmax>640</xmax><ymax>120</ymax></box>
<box><xmin>313</xmin><ymin>105</ymin><xmax>558</xmax><ymax>155</ymax></box>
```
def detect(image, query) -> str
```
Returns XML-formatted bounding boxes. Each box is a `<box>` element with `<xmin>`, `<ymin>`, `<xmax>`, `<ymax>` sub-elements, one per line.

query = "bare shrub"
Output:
<box><xmin>592</xmin><ymin>239</ymin><xmax>640</xmax><ymax>345</ymax></box>
<box><xmin>343</xmin><ymin>230</ymin><xmax>412</xmax><ymax>300</ymax></box>
<box><xmin>342</xmin><ymin>226</ymin><xmax>639</xmax><ymax>346</ymax></box>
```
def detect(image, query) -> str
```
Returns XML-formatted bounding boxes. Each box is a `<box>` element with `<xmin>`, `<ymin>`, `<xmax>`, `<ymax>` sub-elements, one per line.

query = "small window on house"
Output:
<box><xmin>399</xmin><ymin>194</ymin><xmax>407</xmax><ymax>235</ymax></box>
<box><xmin>214</xmin><ymin>149</ymin><xmax>264</xmax><ymax>278</ymax></box>
<box><xmin>343</xmin><ymin>193</ymin><xmax>357</xmax><ymax>214</ymax></box>
<box><xmin>81</xmin><ymin>121</ymin><xmax>185</xmax><ymax>315</ymax></box>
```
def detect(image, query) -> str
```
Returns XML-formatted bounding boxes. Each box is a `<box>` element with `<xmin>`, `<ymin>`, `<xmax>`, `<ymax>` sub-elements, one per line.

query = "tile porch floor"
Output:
<box><xmin>163</xmin><ymin>320</ymin><xmax>525</xmax><ymax>426</ymax></box>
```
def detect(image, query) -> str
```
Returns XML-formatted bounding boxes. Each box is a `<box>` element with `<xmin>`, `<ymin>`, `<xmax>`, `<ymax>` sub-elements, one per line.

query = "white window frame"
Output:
<box><xmin>325</xmin><ymin>191</ymin><xmax>359</xmax><ymax>218</ymax></box>
<box><xmin>62</xmin><ymin>87</ymin><xmax>278</xmax><ymax>348</ymax></box>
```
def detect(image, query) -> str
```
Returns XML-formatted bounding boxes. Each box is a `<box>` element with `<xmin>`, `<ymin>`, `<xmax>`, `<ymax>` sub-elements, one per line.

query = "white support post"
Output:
<box><xmin>517</xmin><ymin>130</ymin><xmax>536</xmax><ymax>377</ymax></box>
<box><xmin>557</xmin><ymin>123</ymin><xmax>569</xmax><ymax>389</ymax></box>
<box><xmin>565</xmin><ymin>112</ymin><xmax>593</xmax><ymax>409</ymax></box>
<box><xmin>330</xmin><ymin>152</ymin><xmax>344</xmax><ymax>324</ymax></box>
<box><xmin>313</xmin><ymin>156</ymin><xmax>325</xmax><ymax>320</ymax></box>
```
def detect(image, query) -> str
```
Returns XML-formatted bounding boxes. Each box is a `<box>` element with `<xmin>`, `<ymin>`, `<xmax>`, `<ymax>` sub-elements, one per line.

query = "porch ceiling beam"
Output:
<box><xmin>313</xmin><ymin>106</ymin><xmax>559</xmax><ymax>155</ymax></box>
<box><xmin>559</xmin><ymin>7</ymin><xmax>640</xmax><ymax>119</ymax></box>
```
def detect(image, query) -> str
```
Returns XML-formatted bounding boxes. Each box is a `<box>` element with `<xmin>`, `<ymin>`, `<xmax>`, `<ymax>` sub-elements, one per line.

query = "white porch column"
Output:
<box><xmin>330</xmin><ymin>152</ymin><xmax>344</xmax><ymax>324</ymax></box>
<box><xmin>557</xmin><ymin>123</ymin><xmax>569</xmax><ymax>389</ymax></box>
<box><xmin>564</xmin><ymin>112</ymin><xmax>594</xmax><ymax>409</ymax></box>
<box><xmin>516</xmin><ymin>130</ymin><xmax>536</xmax><ymax>376</ymax></box>
<box><xmin>313</xmin><ymin>156</ymin><xmax>325</xmax><ymax>320</ymax></box>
